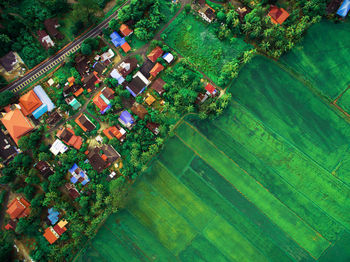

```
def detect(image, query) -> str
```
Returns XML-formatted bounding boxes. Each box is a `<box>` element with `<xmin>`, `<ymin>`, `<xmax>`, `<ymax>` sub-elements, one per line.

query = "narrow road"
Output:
<box><xmin>5</xmin><ymin>0</ymin><xmax>130</xmax><ymax>94</ymax></box>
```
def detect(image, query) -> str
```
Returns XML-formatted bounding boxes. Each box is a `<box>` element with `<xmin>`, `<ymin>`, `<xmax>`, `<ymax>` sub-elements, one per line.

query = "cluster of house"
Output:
<box><xmin>43</xmin><ymin>209</ymin><xmax>68</xmax><ymax>244</ymax></box>
<box><xmin>110</xmin><ymin>24</ymin><xmax>133</xmax><ymax>53</ymax></box>
<box><xmin>37</xmin><ymin>18</ymin><xmax>64</xmax><ymax>50</ymax></box>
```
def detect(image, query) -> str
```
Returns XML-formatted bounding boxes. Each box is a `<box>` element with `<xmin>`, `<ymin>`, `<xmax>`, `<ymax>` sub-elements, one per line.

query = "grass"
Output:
<box><xmin>164</xmin><ymin>12</ymin><xmax>251</xmax><ymax>85</ymax></box>
<box><xmin>337</xmin><ymin>88</ymin><xmax>350</xmax><ymax>113</ymax></box>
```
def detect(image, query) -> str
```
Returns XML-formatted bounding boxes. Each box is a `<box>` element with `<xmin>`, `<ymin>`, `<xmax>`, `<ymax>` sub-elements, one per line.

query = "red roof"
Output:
<box><xmin>121</xmin><ymin>42</ymin><xmax>131</xmax><ymax>53</ymax></box>
<box><xmin>19</xmin><ymin>90</ymin><xmax>42</xmax><ymax>116</ymax></box>
<box><xmin>205</xmin><ymin>83</ymin><xmax>216</xmax><ymax>94</ymax></box>
<box><xmin>43</xmin><ymin>227</ymin><xmax>59</xmax><ymax>244</ymax></box>
<box><xmin>93</xmin><ymin>91</ymin><xmax>109</xmax><ymax>112</ymax></box>
<box><xmin>6</xmin><ymin>197</ymin><xmax>31</xmax><ymax>220</ymax></box>
<box><xmin>1</xmin><ymin>109</ymin><xmax>34</xmax><ymax>145</ymax></box>
<box><xmin>268</xmin><ymin>6</ymin><xmax>290</xmax><ymax>24</ymax></box>
<box><xmin>103</xmin><ymin>126</ymin><xmax>125</xmax><ymax>140</ymax></box>
<box><xmin>150</xmin><ymin>63</ymin><xmax>165</xmax><ymax>78</ymax></box>
<box><xmin>120</xmin><ymin>24</ymin><xmax>133</xmax><ymax>37</ymax></box>
<box><xmin>53</xmin><ymin>224</ymin><xmax>67</xmax><ymax>235</ymax></box>
<box><xmin>147</xmin><ymin>46</ymin><xmax>163</xmax><ymax>63</ymax></box>
<box><xmin>56</xmin><ymin>127</ymin><xmax>82</xmax><ymax>150</ymax></box>
<box><xmin>74</xmin><ymin>87</ymin><xmax>84</xmax><ymax>97</ymax></box>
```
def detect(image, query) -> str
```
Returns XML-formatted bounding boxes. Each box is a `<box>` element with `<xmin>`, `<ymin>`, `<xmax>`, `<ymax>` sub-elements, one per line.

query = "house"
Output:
<box><xmin>146</xmin><ymin>122</ymin><xmax>160</xmax><ymax>135</ymax></box>
<box><xmin>110</xmin><ymin>69</ymin><xmax>125</xmax><ymax>84</ymax></box>
<box><xmin>93</xmin><ymin>88</ymin><xmax>114</xmax><ymax>114</ymax></box>
<box><xmin>34</xmin><ymin>161</ymin><xmax>54</xmax><ymax>178</ymax></box>
<box><xmin>268</xmin><ymin>6</ymin><xmax>290</xmax><ymax>24</ymax></box>
<box><xmin>118</xmin><ymin>110</ymin><xmax>135</xmax><ymax>129</ymax></box>
<box><xmin>196</xmin><ymin>93</ymin><xmax>208</xmax><ymax>104</ymax></box>
<box><xmin>0</xmin><ymin>52</ymin><xmax>20</xmax><ymax>73</ymax></box>
<box><xmin>44</xmin><ymin>18</ymin><xmax>64</xmax><ymax>40</ymax></box>
<box><xmin>100</xmin><ymin>49</ymin><xmax>115</xmax><ymax>63</ymax></box>
<box><xmin>4</xmin><ymin>220</ymin><xmax>17</xmax><ymax>231</ymax></box>
<box><xmin>32</xmin><ymin>85</ymin><xmax>56</xmax><ymax>119</ymax></box>
<box><xmin>93</xmin><ymin>61</ymin><xmax>106</xmax><ymax>75</ymax></box>
<box><xmin>75</xmin><ymin>113</ymin><xmax>96</xmax><ymax>132</ymax></box>
<box><xmin>102</xmin><ymin>87</ymin><xmax>115</xmax><ymax>100</ymax></box>
<box><xmin>65</xmin><ymin>183</ymin><xmax>80</xmax><ymax>199</ymax></box>
<box><xmin>162</xmin><ymin>52</ymin><xmax>174</xmax><ymax>64</ymax></box>
<box><xmin>101</xmin><ymin>144</ymin><xmax>121</xmax><ymax>163</ymax></box>
<box><xmin>87</xmin><ymin>145</ymin><xmax>121</xmax><ymax>173</ymax></box>
<box><xmin>37</xmin><ymin>30</ymin><xmax>54</xmax><ymax>50</ymax></box>
<box><xmin>65</xmin><ymin>96</ymin><xmax>81</xmax><ymax>110</ymax></box>
<box><xmin>140</xmin><ymin>60</ymin><xmax>156</xmax><ymax>79</ymax></box>
<box><xmin>236</xmin><ymin>7</ymin><xmax>250</xmax><ymax>20</ymax></box>
<box><xmin>47</xmin><ymin>208</ymin><xmax>60</xmax><ymax>225</ymax></box>
<box><xmin>198</xmin><ymin>5</ymin><xmax>216</xmax><ymax>23</ymax></box>
<box><xmin>0</xmin><ymin>128</ymin><xmax>18</xmax><ymax>163</ymax></box>
<box><xmin>151</xmin><ymin>78</ymin><xmax>166</xmax><ymax>96</ymax></box>
<box><xmin>75</xmin><ymin>54</ymin><xmax>90</xmax><ymax>77</ymax></box>
<box><xmin>117</xmin><ymin>57</ymin><xmax>138</xmax><ymax>77</ymax></box>
<box><xmin>120</xmin><ymin>24</ymin><xmax>133</xmax><ymax>37</ymax></box>
<box><xmin>50</xmin><ymin>139</ymin><xmax>68</xmax><ymax>155</ymax></box>
<box><xmin>145</xmin><ymin>95</ymin><xmax>156</xmax><ymax>106</ymax></box>
<box><xmin>131</xmin><ymin>102</ymin><xmax>148</xmax><ymax>119</ymax></box>
<box><xmin>6</xmin><ymin>197</ymin><xmax>31</xmax><ymax>220</ymax></box>
<box><xmin>63</xmin><ymin>84</ymin><xmax>83</xmax><ymax>97</ymax></box>
<box><xmin>196</xmin><ymin>0</ymin><xmax>206</xmax><ymax>6</ymax></box>
<box><xmin>149</xmin><ymin>63</ymin><xmax>164</xmax><ymax>78</ymax></box>
<box><xmin>47</xmin><ymin>78</ymin><xmax>55</xmax><ymax>86</ymax></box>
<box><xmin>46</xmin><ymin>111</ymin><xmax>62</xmax><ymax>127</ymax></box>
<box><xmin>205</xmin><ymin>83</ymin><xmax>218</xmax><ymax>97</ymax></box>
<box><xmin>1</xmin><ymin>109</ymin><xmax>34</xmax><ymax>145</ymax></box>
<box><xmin>110</xmin><ymin>31</ymin><xmax>131</xmax><ymax>53</ymax></box>
<box><xmin>147</xmin><ymin>46</ymin><xmax>163</xmax><ymax>63</ymax></box>
<box><xmin>121</xmin><ymin>42</ymin><xmax>131</xmax><ymax>53</ymax></box>
<box><xmin>18</xmin><ymin>90</ymin><xmax>42</xmax><ymax>116</ymax></box>
<box><xmin>82</xmin><ymin>72</ymin><xmax>101</xmax><ymax>92</ymax></box>
<box><xmin>56</xmin><ymin>127</ymin><xmax>83</xmax><ymax>150</ymax></box>
<box><xmin>43</xmin><ymin>219</ymin><xmax>68</xmax><ymax>244</ymax></box>
<box><xmin>69</xmin><ymin>163</ymin><xmax>90</xmax><ymax>185</ymax></box>
<box><xmin>125</xmin><ymin>71</ymin><xmax>150</xmax><ymax>97</ymax></box>
<box><xmin>327</xmin><ymin>0</ymin><xmax>344</xmax><ymax>14</ymax></box>
<box><xmin>103</xmin><ymin>125</ymin><xmax>126</xmax><ymax>142</ymax></box>
<box><xmin>337</xmin><ymin>0</ymin><xmax>350</xmax><ymax>17</ymax></box>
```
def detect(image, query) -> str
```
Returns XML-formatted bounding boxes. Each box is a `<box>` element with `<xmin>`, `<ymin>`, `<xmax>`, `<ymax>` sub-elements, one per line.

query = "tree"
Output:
<box><xmin>72</xmin><ymin>0</ymin><xmax>101</xmax><ymax>25</ymax></box>
<box><xmin>184</xmin><ymin>4</ymin><xmax>191</xmax><ymax>13</ymax></box>
<box><xmin>0</xmin><ymin>231</ymin><xmax>13</xmax><ymax>262</ymax></box>
<box><xmin>81</xmin><ymin>42</ymin><xmax>92</xmax><ymax>55</ymax></box>
<box><xmin>0</xmin><ymin>90</ymin><xmax>14</xmax><ymax>107</ymax></box>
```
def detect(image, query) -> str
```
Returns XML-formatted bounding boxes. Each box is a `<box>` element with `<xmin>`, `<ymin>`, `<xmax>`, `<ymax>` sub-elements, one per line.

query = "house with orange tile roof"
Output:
<box><xmin>120</xmin><ymin>24</ymin><xmax>133</xmax><ymax>37</ymax></box>
<box><xmin>18</xmin><ymin>90</ymin><xmax>42</xmax><ymax>116</ymax></box>
<box><xmin>56</xmin><ymin>127</ymin><xmax>83</xmax><ymax>150</ymax></box>
<box><xmin>75</xmin><ymin>113</ymin><xmax>95</xmax><ymax>132</ymax></box>
<box><xmin>43</xmin><ymin>219</ymin><xmax>68</xmax><ymax>244</ymax></box>
<box><xmin>268</xmin><ymin>6</ymin><xmax>290</xmax><ymax>24</ymax></box>
<box><xmin>121</xmin><ymin>42</ymin><xmax>131</xmax><ymax>53</ymax></box>
<box><xmin>1</xmin><ymin>108</ymin><xmax>34</xmax><ymax>145</ymax></box>
<box><xmin>147</xmin><ymin>47</ymin><xmax>163</xmax><ymax>63</ymax></box>
<box><xmin>93</xmin><ymin>87</ymin><xmax>114</xmax><ymax>114</ymax></box>
<box><xmin>149</xmin><ymin>63</ymin><xmax>164</xmax><ymax>78</ymax></box>
<box><xmin>103</xmin><ymin>125</ymin><xmax>126</xmax><ymax>142</ymax></box>
<box><xmin>6</xmin><ymin>197</ymin><xmax>31</xmax><ymax>220</ymax></box>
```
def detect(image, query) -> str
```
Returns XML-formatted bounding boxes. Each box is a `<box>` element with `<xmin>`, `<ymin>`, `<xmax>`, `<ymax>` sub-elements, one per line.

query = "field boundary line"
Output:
<box><xmin>90</xmin><ymin>245</ymin><xmax>109</xmax><ymax>262</ymax></box>
<box><xmin>175</xmin><ymin>123</ymin><xmax>331</xmax><ymax>260</ymax></box>
<box><xmin>211</xmin><ymin>114</ymin><xmax>348</xmax><ymax>240</ymax></box>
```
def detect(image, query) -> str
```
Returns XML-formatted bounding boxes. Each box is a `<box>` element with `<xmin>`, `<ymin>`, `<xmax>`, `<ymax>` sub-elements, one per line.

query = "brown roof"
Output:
<box><xmin>120</xmin><ymin>24</ymin><xmax>133</xmax><ymax>37</ymax></box>
<box><xmin>46</xmin><ymin>111</ymin><xmax>62</xmax><ymax>126</ymax></box>
<box><xmin>101</xmin><ymin>145</ymin><xmax>120</xmax><ymax>163</ymax></box>
<box><xmin>146</xmin><ymin>122</ymin><xmax>160</xmax><ymax>135</ymax></box>
<box><xmin>117</xmin><ymin>57</ymin><xmax>138</xmax><ymax>77</ymax></box>
<box><xmin>140</xmin><ymin>60</ymin><xmax>155</xmax><ymax>79</ymax></box>
<box><xmin>37</xmin><ymin>30</ymin><xmax>50</xmax><ymax>50</ymax></box>
<box><xmin>83</xmin><ymin>72</ymin><xmax>100</xmax><ymax>91</ymax></box>
<box><xmin>101</xmin><ymin>87</ymin><xmax>115</xmax><ymax>100</ymax></box>
<box><xmin>56</xmin><ymin>127</ymin><xmax>82</xmax><ymax>149</ymax></box>
<box><xmin>44</xmin><ymin>18</ymin><xmax>64</xmax><ymax>39</ymax></box>
<box><xmin>88</xmin><ymin>148</ymin><xmax>107</xmax><ymax>173</ymax></box>
<box><xmin>35</xmin><ymin>161</ymin><xmax>54</xmax><ymax>178</ymax></box>
<box><xmin>131</xmin><ymin>103</ymin><xmax>148</xmax><ymax>119</ymax></box>
<box><xmin>147</xmin><ymin>46</ymin><xmax>163</xmax><ymax>63</ymax></box>
<box><xmin>75</xmin><ymin>54</ymin><xmax>89</xmax><ymax>77</ymax></box>
<box><xmin>268</xmin><ymin>6</ymin><xmax>290</xmax><ymax>24</ymax></box>
<box><xmin>0</xmin><ymin>52</ymin><xmax>17</xmax><ymax>72</ymax></box>
<box><xmin>151</xmin><ymin>78</ymin><xmax>166</xmax><ymax>95</ymax></box>
<box><xmin>75</xmin><ymin>114</ymin><xmax>95</xmax><ymax>132</ymax></box>
<box><xmin>65</xmin><ymin>183</ymin><xmax>80</xmax><ymax>199</ymax></box>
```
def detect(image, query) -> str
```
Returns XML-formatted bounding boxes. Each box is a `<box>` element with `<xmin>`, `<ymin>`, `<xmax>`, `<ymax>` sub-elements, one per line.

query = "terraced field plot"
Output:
<box><xmin>163</xmin><ymin>12</ymin><xmax>251</xmax><ymax>85</ymax></box>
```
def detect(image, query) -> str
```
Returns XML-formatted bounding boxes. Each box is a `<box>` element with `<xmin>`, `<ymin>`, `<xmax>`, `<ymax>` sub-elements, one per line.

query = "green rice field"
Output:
<box><xmin>75</xmin><ymin>21</ymin><xmax>350</xmax><ymax>262</ymax></box>
<box><xmin>163</xmin><ymin>12</ymin><xmax>251</xmax><ymax>85</ymax></box>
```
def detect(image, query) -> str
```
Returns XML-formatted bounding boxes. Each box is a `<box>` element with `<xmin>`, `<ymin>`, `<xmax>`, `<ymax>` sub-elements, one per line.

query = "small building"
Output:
<box><xmin>34</xmin><ymin>161</ymin><xmax>54</xmax><ymax>178</ymax></box>
<box><xmin>63</xmin><ymin>84</ymin><xmax>83</xmax><ymax>97</ymax></box>
<box><xmin>102</xmin><ymin>87</ymin><xmax>115</xmax><ymax>100</ymax></box>
<box><xmin>46</xmin><ymin>111</ymin><xmax>62</xmax><ymax>127</ymax></box>
<box><xmin>93</xmin><ymin>88</ymin><xmax>115</xmax><ymax>114</ymax></box>
<box><xmin>147</xmin><ymin>46</ymin><xmax>163</xmax><ymax>63</ymax></box>
<box><xmin>196</xmin><ymin>93</ymin><xmax>208</xmax><ymax>104</ymax></box>
<box><xmin>205</xmin><ymin>83</ymin><xmax>218</xmax><ymax>97</ymax></box>
<box><xmin>75</xmin><ymin>54</ymin><xmax>90</xmax><ymax>77</ymax></box>
<box><xmin>149</xmin><ymin>63</ymin><xmax>164</xmax><ymax>78</ymax></box>
<box><xmin>118</xmin><ymin>110</ymin><xmax>135</xmax><ymax>129</ymax></box>
<box><xmin>6</xmin><ymin>197</ymin><xmax>31</xmax><ymax>220</ymax></box>
<box><xmin>117</xmin><ymin>58</ymin><xmax>138</xmax><ymax>77</ymax></box>
<box><xmin>47</xmin><ymin>208</ymin><xmax>60</xmax><ymax>225</ymax></box>
<box><xmin>121</xmin><ymin>42</ymin><xmax>131</xmax><ymax>53</ymax></box>
<box><xmin>56</xmin><ymin>127</ymin><xmax>83</xmax><ymax>150</ymax></box>
<box><xmin>4</xmin><ymin>220</ymin><xmax>17</xmax><ymax>231</ymax></box>
<box><xmin>100</xmin><ymin>49</ymin><xmax>115</xmax><ymax>63</ymax></box>
<box><xmin>75</xmin><ymin>113</ymin><xmax>96</xmax><ymax>132</ymax></box>
<box><xmin>69</xmin><ymin>163</ymin><xmax>89</xmax><ymax>186</ymax></box>
<box><xmin>146</xmin><ymin>122</ymin><xmax>160</xmax><ymax>135</ymax></box>
<box><xmin>103</xmin><ymin>125</ymin><xmax>126</xmax><ymax>142</ymax></box>
<box><xmin>140</xmin><ymin>60</ymin><xmax>156</xmax><ymax>79</ymax></box>
<box><xmin>87</xmin><ymin>145</ymin><xmax>121</xmax><ymax>173</ymax></box>
<box><xmin>50</xmin><ymin>139</ymin><xmax>68</xmax><ymax>155</ymax></box>
<box><xmin>44</xmin><ymin>18</ymin><xmax>64</xmax><ymax>40</ymax></box>
<box><xmin>151</xmin><ymin>78</ymin><xmax>166</xmax><ymax>96</ymax></box>
<box><xmin>65</xmin><ymin>96</ymin><xmax>81</xmax><ymax>110</ymax></box>
<box><xmin>337</xmin><ymin>0</ymin><xmax>350</xmax><ymax>17</ymax></box>
<box><xmin>65</xmin><ymin>183</ymin><xmax>80</xmax><ymax>200</ymax></box>
<box><xmin>236</xmin><ymin>7</ymin><xmax>250</xmax><ymax>20</ymax></box>
<box><xmin>82</xmin><ymin>72</ymin><xmax>101</xmax><ymax>92</ymax></box>
<box><xmin>110</xmin><ymin>69</ymin><xmax>125</xmax><ymax>84</ymax></box>
<box><xmin>162</xmin><ymin>53</ymin><xmax>174</xmax><ymax>64</ymax></box>
<box><xmin>268</xmin><ymin>6</ymin><xmax>290</xmax><ymax>25</ymax></box>
<box><xmin>0</xmin><ymin>52</ymin><xmax>21</xmax><ymax>73</ymax></box>
<box><xmin>93</xmin><ymin>61</ymin><xmax>106</xmax><ymax>75</ymax></box>
<box><xmin>0</xmin><ymin>128</ymin><xmax>18</xmax><ymax>163</ymax></box>
<box><xmin>120</xmin><ymin>24</ymin><xmax>133</xmax><ymax>37</ymax></box>
<box><xmin>1</xmin><ymin>109</ymin><xmax>34</xmax><ymax>145</ymax></box>
<box><xmin>110</xmin><ymin>31</ymin><xmax>131</xmax><ymax>53</ymax></box>
<box><xmin>101</xmin><ymin>144</ymin><xmax>121</xmax><ymax>164</ymax></box>
<box><xmin>18</xmin><ymin>90</ymin><xmax>43</xmax><ymax>116</ymax></box>
<box><xmin>145</xmin><ymin>95</ymin><xmax>156</xmax><ymax>106</ymax></box>
<box><xmin>43</xmin><ymin>219</ymin><xmax>68</xmax><ymax>244</ymax></box>
<box><xmin>125</xmin><ymin>71</ymin><xmax>150</xmax><ymax>97</ymax></box>
<box><xmin>37</xmin><ymin>30</ymin><xmax>54</xmax><ymax>50</ymax></box>
<box><xmin>198</xmin><ymin>5</ymin><xmax>216</xmax><ymax>23</ymax></box>
<box><xmin>131</xmin><ymin>102</ymin><xmax>148</xmax><ymax>119</ymax></box>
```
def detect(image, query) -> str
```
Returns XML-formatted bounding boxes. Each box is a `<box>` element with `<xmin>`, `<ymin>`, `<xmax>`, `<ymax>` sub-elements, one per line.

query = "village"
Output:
<box><xmin>0</xmin><ymin>0</ymin><xmax>349</xmax><ymax>261</ymax></box>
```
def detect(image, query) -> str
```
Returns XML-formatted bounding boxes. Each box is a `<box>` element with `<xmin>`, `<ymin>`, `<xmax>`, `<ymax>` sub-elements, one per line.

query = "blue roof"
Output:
<box><xmin>32</xmin><ymin>104</ymin><xmax>48</xmax><ymax>119</ymax></box>
<box><xmin>110</xmin><ymin>31</ymin><xmax>126</xmax><ymax>47</ymax></box>
<box><xmin>120</xmin><ymin>110</ymin><xmax>134</xmax><ymax>124</ymax></box>
<box><xmin>34</xmin><ymin>85</ymin><xmax>55</xmax><ymax>112</ymax></box>
<box><xmin>337</xmin><ymin>0</ymin><xmax>350</xmax><ymax>17</ymax></box>
<box><xmin>69</xmin><ymin>163</ymin><xmax>89</xmax><ymax>185</ymax></box>
<box><xmin>48</xmin><ymin>208</ymin><xmax>60</xmax><ymax>225</ymax></box>
<box><xmin>69</xmin><ymin>163</ymin><xmax>79</xmax><ymax>174</ymax></box>
<box><xmin>70</xmin><ymin>176</ymin><xmax>78</xmax><ymax>184</ymax></box>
